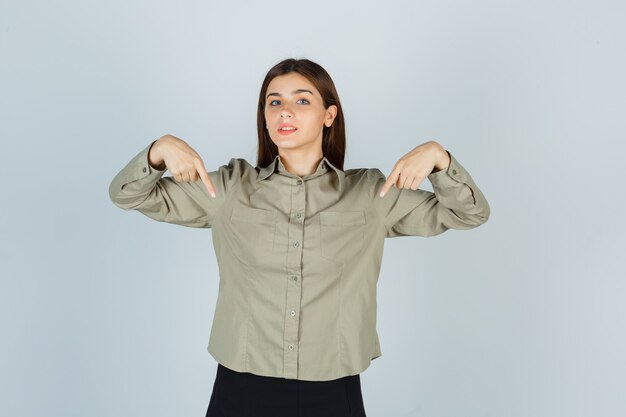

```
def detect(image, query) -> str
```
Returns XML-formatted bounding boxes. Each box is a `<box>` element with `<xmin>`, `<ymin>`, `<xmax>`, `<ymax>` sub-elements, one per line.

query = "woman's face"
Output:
<box><xmin>264</xmin><ymin>72</ymin><xmax>337</xmax><ymax>155</ymax></box>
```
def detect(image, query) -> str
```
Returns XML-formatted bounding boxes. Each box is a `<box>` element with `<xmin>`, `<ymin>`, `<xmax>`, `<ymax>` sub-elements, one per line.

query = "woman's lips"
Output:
<box><xmin>278</xmin><ymin>128</ymin><xmax>298</xmax><ymax>135</ymax></box>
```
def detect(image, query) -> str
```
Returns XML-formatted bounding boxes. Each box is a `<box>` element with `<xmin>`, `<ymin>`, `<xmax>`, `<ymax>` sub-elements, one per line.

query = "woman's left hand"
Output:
<box><xmin>379</xmin><ymin>140</ymin><xmax>451</xmax><ymax>198</ymax></box>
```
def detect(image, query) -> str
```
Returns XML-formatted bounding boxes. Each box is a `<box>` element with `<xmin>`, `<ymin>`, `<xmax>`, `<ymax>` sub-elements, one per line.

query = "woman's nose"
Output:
<box><xmin>280</xmin><ymin>104</ymin><xmax>294</xmax><ymax>118</ymax></box>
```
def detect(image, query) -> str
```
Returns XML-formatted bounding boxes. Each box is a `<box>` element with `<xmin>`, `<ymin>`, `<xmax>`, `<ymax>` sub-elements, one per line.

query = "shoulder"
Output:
<box><xmin>217</xmin><ymin>157</ymin><xmax>255</xmax><ymax>176</ymax></box>
<box><xmin>224</xmin><ymin>157</ymin><xmax>253</xmax><ymax>169</ymax></box>
<box><xmin>208</xmin><ymin>158</ymin><xmax>254</xmax><ymax>190</ymax></box>
<box><xmin>360</xmin><ymin>167</ymin><xmax>386</xmax><ymax>182</ymax></box>
<box><xmin>344</xmin><ymin>168</ymin><xmax>386</xmax><ymax>194</ymax></box>
<box><xmin>344</xmin><ymin>167</ymin><xmax>376</xmax><ymax>177</ymax></box>
<box><xmin>341</xmin><ymin>167</ymin><xmax>387</xmax><ymax>182</ymax></box>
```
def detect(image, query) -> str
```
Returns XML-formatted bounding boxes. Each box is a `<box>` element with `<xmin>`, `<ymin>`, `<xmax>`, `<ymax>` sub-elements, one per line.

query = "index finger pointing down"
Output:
<box><xmin>194</xmin><ymin>159</ymin><xmax>216</xmax><ymax>198</ymax></box>
<box><xmin>379</xmin><ymin>168</ymin><xmax>399</xmax><ymax>197</ymax></box>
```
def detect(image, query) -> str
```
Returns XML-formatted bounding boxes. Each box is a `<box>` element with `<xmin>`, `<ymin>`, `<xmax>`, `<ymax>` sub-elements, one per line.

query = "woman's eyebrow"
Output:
<box><xmin>266</xmin><ymin>89</ymin><xmax>313</xmax><ymax>99</ymax></box>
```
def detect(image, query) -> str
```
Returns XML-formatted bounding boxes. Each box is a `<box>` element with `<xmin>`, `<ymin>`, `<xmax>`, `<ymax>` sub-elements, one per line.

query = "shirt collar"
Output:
<box><xmin>257</xmin><ymin>154</ymin><xmax>345</xmax><ymax>193</ymax></box>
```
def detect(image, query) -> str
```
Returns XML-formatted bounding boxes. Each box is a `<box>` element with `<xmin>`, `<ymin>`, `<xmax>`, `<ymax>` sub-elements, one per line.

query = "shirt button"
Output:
<box><xmin>292</xmin><ymin>276</ymin><xmax>298</xmax><ymax>282</ymax></box>
<box><xmin>296</xmin><ymin>179</ymin><xmax>303</xmax><ymax>185</ymax></box>
<box><xmin>452</xmin><ymin>169</ymin><xmax>457</xmax><ymax>175</ymax></box>
<box><xmin>290</xmin><ymin>310</ymin><xmax>296</xmax><ymax>317</ymax></box>
<box><xmin>296</xmin><ymin>212</ymin><xmax>302</xmax><ymax>219</ymax></box>
<box><xmin>142</xmin><ymin>167</ymin><xmax>147</xmax><ymax>173</ymax></box>
<box><xmin>288</xmin><ymin>344</ymin><xmax>294</xmax><ymax>350</ymax></box>
<box><xmin>293</xmin><ymin>241</ymin><xmax>299</xmax><ymax>247</ymax></box>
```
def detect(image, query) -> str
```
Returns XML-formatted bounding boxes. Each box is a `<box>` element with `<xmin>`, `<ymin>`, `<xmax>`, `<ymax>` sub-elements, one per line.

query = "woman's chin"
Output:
<box><xmin>271</xmin><ymin>137</ymin><xmax>301</xmax><ymax>149</ymax></box>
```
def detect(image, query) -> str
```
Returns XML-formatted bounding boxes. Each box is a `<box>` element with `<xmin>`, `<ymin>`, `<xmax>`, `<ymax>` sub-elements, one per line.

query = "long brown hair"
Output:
<box><xmin>256</xmin><ymin>58</ymin><xmax>346</xmax><ymax>170</ymax></box>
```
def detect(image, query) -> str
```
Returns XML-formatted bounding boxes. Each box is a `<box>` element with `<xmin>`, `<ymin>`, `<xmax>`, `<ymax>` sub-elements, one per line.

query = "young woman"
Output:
<box><xmin>109</xmin><ymin>58</ymin><xmax>490</xmax><ymax>417</ymax></box>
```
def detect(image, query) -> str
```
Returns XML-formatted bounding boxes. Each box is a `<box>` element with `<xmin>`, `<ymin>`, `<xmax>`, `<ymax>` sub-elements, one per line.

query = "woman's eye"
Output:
<box><xmin>269</xmin><ymin>98</ymin><xmax>309</xmax><ymax>106</ymax></box>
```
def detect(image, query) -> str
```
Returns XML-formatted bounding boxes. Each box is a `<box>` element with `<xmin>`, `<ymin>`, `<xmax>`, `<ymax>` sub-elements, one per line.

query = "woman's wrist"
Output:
<box><xmin>148</xmin><ymin>136</ymin><xmax>169</xmax><ymax>170</ymax></box>
<box><xmin>428</xmin><ymin>142</ymin><xmax>450</xmax><ymax>173</ymax></box>
<box><xmin>433</xmin><ymin>149</ymin><xmax>450</xmax><ymax>171</ymax></box>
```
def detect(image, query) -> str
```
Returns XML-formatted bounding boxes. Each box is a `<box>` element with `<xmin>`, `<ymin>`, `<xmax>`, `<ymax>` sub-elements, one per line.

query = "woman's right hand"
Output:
<box><xmin>149</xmin><ymin>135</ymin><xmax>217</xmax><ymax>198</ymax></box>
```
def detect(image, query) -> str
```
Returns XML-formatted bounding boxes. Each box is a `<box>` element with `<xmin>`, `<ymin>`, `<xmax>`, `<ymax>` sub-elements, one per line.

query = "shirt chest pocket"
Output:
<box><xmin>319</xmin><ymin>210</ymin><xmax>366</xmax><ymax>265</ymax></box>
<box><xmin>229</xmin><ymin>206</ymin><xmax>277</xmax><ymax>265</ymax></box>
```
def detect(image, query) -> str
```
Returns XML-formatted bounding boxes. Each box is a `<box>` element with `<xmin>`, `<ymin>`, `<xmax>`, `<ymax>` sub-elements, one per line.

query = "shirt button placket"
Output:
<box><xmin>283</xmin><ymin>176</ymin><xmax>305</xmax><ymax>379</ymax></box>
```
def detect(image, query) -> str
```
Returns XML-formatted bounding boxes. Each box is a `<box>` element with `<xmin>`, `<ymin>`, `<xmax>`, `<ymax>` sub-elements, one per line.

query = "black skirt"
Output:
<box><xmin>205</xmin><ymin>363</ymin><xmax>367</xmax><ymax>417</ymax></box>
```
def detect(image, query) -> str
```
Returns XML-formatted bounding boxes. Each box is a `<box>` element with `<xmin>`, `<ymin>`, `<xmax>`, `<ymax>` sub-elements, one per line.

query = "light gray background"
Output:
<box><xmin>1</xmin><ymin>1</ymin><xmax>624</xmax><ymax>416</ymax></box>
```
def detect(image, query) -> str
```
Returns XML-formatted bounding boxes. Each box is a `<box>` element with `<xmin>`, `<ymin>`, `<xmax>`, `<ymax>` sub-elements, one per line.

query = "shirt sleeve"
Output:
<box><xmin>108</xmin><ymin>140</ymin><xmax>242</xmax><ymax>228</ymax></box>
<box><xmin>368</xmin><ymin>150</ymin><xmax>490</xmax><ymax>238</ymax></box>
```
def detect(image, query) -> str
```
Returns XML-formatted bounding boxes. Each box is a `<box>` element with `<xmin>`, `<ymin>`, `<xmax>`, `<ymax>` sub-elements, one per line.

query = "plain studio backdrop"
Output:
<box><xmin>1</xmin><ymin>1</ymin><xmax>624</xmax><ymax>416</ymax></box>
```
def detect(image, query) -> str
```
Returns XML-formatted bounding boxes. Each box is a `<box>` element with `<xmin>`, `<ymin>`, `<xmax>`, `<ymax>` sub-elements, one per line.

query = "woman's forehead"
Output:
<box><xmin>267</xmin><ymin>73</ymin><xmax>318</xmax><ymax>95</ymax></box>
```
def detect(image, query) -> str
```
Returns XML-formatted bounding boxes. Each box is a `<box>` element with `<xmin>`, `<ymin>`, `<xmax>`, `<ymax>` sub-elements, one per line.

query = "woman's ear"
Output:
<box><xmin>325</xmin><ymin>105</ymin><xmax>338</xmax><ymax>127</ymax></box>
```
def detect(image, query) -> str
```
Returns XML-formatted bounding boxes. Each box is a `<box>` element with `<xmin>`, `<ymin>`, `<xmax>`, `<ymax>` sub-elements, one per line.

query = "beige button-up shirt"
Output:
<box><xmin>109</xmin><ymin>140</ymin><xmax>490</xmax><ymax>381</ymax></box>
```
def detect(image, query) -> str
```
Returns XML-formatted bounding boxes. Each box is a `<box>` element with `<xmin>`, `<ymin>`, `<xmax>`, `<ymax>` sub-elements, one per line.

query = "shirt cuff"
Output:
<box><xmin>427</xmin><ymin>150</ymin><xmax>467</xmax><ymax>185</ymax></box>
